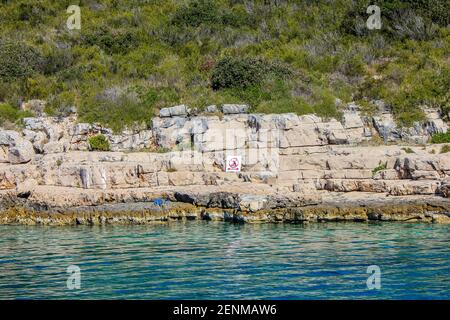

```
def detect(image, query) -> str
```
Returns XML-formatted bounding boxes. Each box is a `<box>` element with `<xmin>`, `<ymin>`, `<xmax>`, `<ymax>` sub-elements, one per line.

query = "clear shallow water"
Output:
<box><xmin>0</xmin><ymin>221</ymin><xmax>448</xmax><ymax>300</ymax></box>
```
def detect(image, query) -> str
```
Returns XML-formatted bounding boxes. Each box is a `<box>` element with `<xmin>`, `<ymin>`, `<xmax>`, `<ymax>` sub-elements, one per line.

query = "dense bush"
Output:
<box><xmin>42</xmin><ymin>47</ymin><xmax>75</xmax><ymax>75</ymax></box>
<box><xmin>0</xmin><ymin>0</ymin><xmax>447</xmax><ymax>130</ymax></box>
<box><xmin>341</xmin><ymin>0</ymin><xmax>449</xmax><ymax>43</ymax></box>
<box><xmin>88</xmin><ymin>134</ymin><xmax>110</xmax><ymax>152</ymax></box>
<box><xmin>172</xmin><ymin>0</ymin><xmax>220</xmax><ymax>27</ymax></box>
<box><xmin>0</xmin><ymin>41</ymin><xmax>43</xmax><ymax>81</ymax></box>
<box><xmin>211</xmin><ymin>56</ymin><xmax>292</xmax><ymax>90</ymax></box>
<box><xmin>46</xmin><ymin>91</ymin><xmax>77</xmax><ymax>117</ymax></box>
<box><xmin>83</xmin><ymin>27</ymin><xmax>140</xmax><ymax>55</ymax></box>
<box><xmin>0</xmin><ymin>103</ymin><xmax>32</xmax><ymax>126</ymax></box>
<box><xmin>172</xmin><ymin>0</ymin><xmax>253</xmax><ymax>28</ymax></box>
<box><xmin>16</xmin><ymin>1</ymin><xmax>56</xmax><ymax>26</ymax></box>
<box><xmin>440</xmin><ymin>145</ymin><xmax>450</xmax><ymax>154</ymax></box>
<box><xmin>78</xmin><ymin>87</ymin><xmax>155</xmax><ymax>133</ymax></box>
<box><xmin>431</xmin><ymin>130</ymin><xmax>450</xmax><ymax>144</ymax></box>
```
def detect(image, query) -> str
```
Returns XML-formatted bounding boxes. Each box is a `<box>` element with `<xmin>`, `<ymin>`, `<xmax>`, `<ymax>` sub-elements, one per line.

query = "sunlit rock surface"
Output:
<box><xmin>1</xmin><ymin>104</ymin><xmax>449</xmax><ymax>224</ymax></box>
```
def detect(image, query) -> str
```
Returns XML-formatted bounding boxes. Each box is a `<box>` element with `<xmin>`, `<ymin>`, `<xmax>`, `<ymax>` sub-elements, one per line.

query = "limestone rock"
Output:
<box><xmin>16</xmin><ymin>178</ymin><xmax>38</xmax><ymax>197</ymax></box>
<box><xmin>74</xmin><ymin>123</ymin><xmax>91</xmax><ymax>135</ymax></box>
<box><xmin>343</xmin><ymin>111</ymin><xmax>364</xmax><ymax>129</ymax></box>
<box><xmin>239</xmin><ymin>194</ymin><xmax>267</xmax><ymax>212</ymax></box>
<box><xmin>23</xmin><ymin>117</ymin><xmax>46</xmax><ymax>131</ymax></box>
<box><xmin>423</xmin><ymin>108</ymin><xmax>449</xmax><ymax>135</ymax></box>
<box><xmin>0</xmin><ymin>130</ymin><xmax>20</xmax><ymax>145</ymax></box>
<box><xmin>372</xmin><ymin>113</ymin><xmax>400</xmax><ymax>142</ymax></box>
<box><xmin>8</xmin><ymin>138</ymin><xmax>35</xmax><ymax>164</ymax></box>
<box><xmin>43</xmin><ymin>140</ymin><xmax>69</xmax><ymax>154</ymax></box>
<box><xmin>205</xmin><ymin>105</ymin><xmax>218</xmax><ymax>113</ymax></box>
<box><xmin>159</xmin><ymin>105</ymin><xmax>190</xmax><ymax>117</ymax></box>
<box><xmin>221</xmin><ymin>104</ymin><xmax>249</xmax><ymax>114</ymax></box>
<box><xmin>441</xmin><ymin>181</ymin><xmax>450</xmax><ymax>198</ymax></box>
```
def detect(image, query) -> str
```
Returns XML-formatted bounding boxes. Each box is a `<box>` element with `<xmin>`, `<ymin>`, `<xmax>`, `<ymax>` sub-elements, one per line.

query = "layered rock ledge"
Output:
<box><xmin>1</xmin><ymin>104</ymin><xmax>449</xmax><ymax>225</ymax></box>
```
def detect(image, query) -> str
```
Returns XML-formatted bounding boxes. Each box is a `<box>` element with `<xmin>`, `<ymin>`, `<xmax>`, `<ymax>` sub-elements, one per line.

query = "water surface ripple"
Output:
<box><xmin>0</xmin><ymin>221</ymin><xmax>448</xmax><ymax>299</ymax></box>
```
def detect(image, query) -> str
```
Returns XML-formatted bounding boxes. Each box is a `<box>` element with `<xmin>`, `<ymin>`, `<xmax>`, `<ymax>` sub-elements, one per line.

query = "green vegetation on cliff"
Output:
<box><xmin>0</xmin><ymin>0</ymin><xmax>448</xmax><ymax>130</ymax></box>
<box><xmin>431</xmin><ymin>130</ymin><xmax>450</xmax><ymax>144</ymax></box>
<box><xmin>88</xmin><ymin>134</ymin><xmax>110</xmax><ymax>151</ymax></box>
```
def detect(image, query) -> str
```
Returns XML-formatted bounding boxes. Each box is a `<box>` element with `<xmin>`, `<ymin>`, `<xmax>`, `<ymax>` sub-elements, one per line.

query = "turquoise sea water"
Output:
<box><xmin>0</xmin><ymin>221</ymin><xmax>448</xmax><ymax>299</ymax></box>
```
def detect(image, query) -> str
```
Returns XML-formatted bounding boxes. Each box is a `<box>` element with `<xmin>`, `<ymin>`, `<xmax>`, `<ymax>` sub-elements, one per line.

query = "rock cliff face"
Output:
<box><xmin>0</xmin><ymin>103</ymin><xmax>449</xmax><ymax>224</ymax></box>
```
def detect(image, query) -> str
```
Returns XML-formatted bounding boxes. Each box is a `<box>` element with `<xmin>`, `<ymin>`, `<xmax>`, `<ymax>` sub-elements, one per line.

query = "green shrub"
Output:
<box><xmin>172</xmin><ymin>0</ymin><xmax>254</xmax><ymax>29</ymax></box>
<box><xmin>443</xmin><ymin>104</ymin><xmax>450</xmax><ymax>121</ymax></box>
<box><xmin>372</xmin><ymin>161</ymin><xmax>387</xmax><ymax>175</ymax></box>
<box><xmin>211</xmin><ymin>56</ymin><xmax>264</xmax><ymax>90</ymax></box>
<box><xmin>42</xmin><ymin>47</ymin><xmax>74</xmax><ymax>75</ymax></box>
<box><xmin>402</xmin><ymin>147</ymin><xmax>415</xmax><ymax>154</ymax></box>
<box><xmin>46</xmin><ymin>91</ymin><xmax>77</xmax><ymax>117</ymax></box>
<box><xmin>0</xmin><ymin>0</ymin><xmax>446</xmax><ymax>129</ymax></box>
<box><xmin>0</xmin><ymin>103</ymin><xmax>32</xmax><ymax>126</ymax></box>
<box><xmin>78</xmin><ymin>87</ymin><xmax>156</xmax><ymax>132</ymax></box>
<box><xmin>172</xmin><ymin>0</ymin><xmax>220</xmax><ymax>27</ymax></box>
<box><xmin>84</xmin><ymin>27</ymin><xmax>140</xmax><ymax>55</ymax></box>
<box><xmin>211</xmin><ymin>56</ymin><xmax>292</xmax><ymax>90</ymax></box>
<box><xmin>16</xmin><ymin>1</ymin><xmax>56</xmax><ymax>26</ymax></box>
<box><xmin>341</xmin><ymin>0</ymin><xmax>448</xmax><ymax>38</ymax></box>
<box><xmin>406</xmin><ymin>0</ymin><xmax>450</xmax><ymax>26</ymax></box>
<box><xmin>440</xmin><ymin>145</ymin><xmax>450</xmax><ymax>154</ymax></box>
<box><xmin>88</xmin><ymin>134</ymin><xmax>110</xmax><ymax>152</ymax></box>
<box><xmin>431</xmin><ymin>130</ymin><xmax>450</xmax><ymax>144</ymax></box>
<box><xmin>0</xmin><ymin>40</ymin><xmax>43</xmax><ymax>81</ymax></box>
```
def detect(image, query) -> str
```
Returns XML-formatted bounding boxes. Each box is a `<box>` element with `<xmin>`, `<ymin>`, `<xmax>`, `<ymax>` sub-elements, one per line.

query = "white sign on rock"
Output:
<box><xmin>226</xmin><ymin>155</ymin><xmax>242</xmax><ymax>172</ymax></box>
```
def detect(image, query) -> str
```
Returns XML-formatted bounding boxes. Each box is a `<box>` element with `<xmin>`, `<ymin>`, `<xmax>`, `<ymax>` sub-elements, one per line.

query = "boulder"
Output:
<box><xmin>31</xmin><ymin>131</ymin><xmax>48</xmax><ymax>153</ymax></box>
<box><xmin>318</xmin><ymin>120</ymin><xmax>349</xmax><ymax>145</ymax></box>
<box><xmin>23</xmin><ymin>117</ymin><xmax>46</xmax><ymax>131</ymax></box>
<box><xmin>205</xmin><ymin>105</ymin><xmax>218</xmax><ymax>113</ymax></box>
<box><xmin>372</xmin><ymin>113</ymin><xmax>400</xmax><ymax>142</ymax></box>
<box><xmin>239</xmin><ymin>194</ymin><xmax>267</xmax><ymax>212</ymax></box>
<box><xmin>441</xmin><ymin>180</ymin><xmax>450</xmax><ymax>198</ymax></box>
<box><xmin>159</xmin><ymin>108</ymin><xmax>171</xmax><ymax>118</ymax></box>
<box><xmin>16</xmin><ymin>178</ymin><xmax>38</xmax><ymax>197</ymax></box>
<box><xmin>343</xmin><ymin>110</ymin><xmax>364</xmax><ymax>129</ymax></box>
<box><xmin>0</xmin><ymin>130</ymin><xmax>20</xmax><ymax>145</ymax></box>
<box><xmin>272</xmin><ymin>113</ymin><xmax>300</xmax><ymax>130</ymax></box>
<box><xmin>423</xmin><ymin>109</ymin><xmax>449</xmax><ymax>135</ymax></box>
<box><xmin>221</xmin><ymin>104</ymin><xmax>249</xmax><ymax>114</ymax></box>
<box><xmin>8</xmin><ymin>139</ymin><xmax>34</xmax><ymax>164</ymax></box>
<box><xmin>74</xmin><ymin>123</ymin><xmax>91</xmax><ymax>135</ymax></box>
<box><xmin>159</xmin><ymin>105</ymin><xmax>190</xmax><ymax>117</ymax></box>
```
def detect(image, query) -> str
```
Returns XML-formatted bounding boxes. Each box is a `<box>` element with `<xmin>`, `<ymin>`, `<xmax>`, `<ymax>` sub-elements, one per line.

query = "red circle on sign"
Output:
<box><xmin>229</xmin><ymin>157</ymin><xmax>239</xmax><ymax>169</ymax></box>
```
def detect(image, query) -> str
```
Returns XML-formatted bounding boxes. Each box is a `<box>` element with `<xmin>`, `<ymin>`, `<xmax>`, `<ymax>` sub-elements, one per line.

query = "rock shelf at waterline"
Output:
<box><xmin>1</xmin><ymin>103</ymin><xmax>449</xmax><ymax>225</ymax></box>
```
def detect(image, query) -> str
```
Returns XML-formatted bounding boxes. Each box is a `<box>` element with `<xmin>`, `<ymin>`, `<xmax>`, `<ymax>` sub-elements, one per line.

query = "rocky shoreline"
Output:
<box><xmin>1</xmin><ymin>186</ymin><xmax>449</xmax><ymax>225</ymax></box>
<box><xmin>1</xmin><ymin>102</ymin><xmax>449</xmax><ymax>225</ymax></box>
<box><xmin>1</xmin><ymin>193</ymin><xmax>449</xmax><ymax>225</ymax></box>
